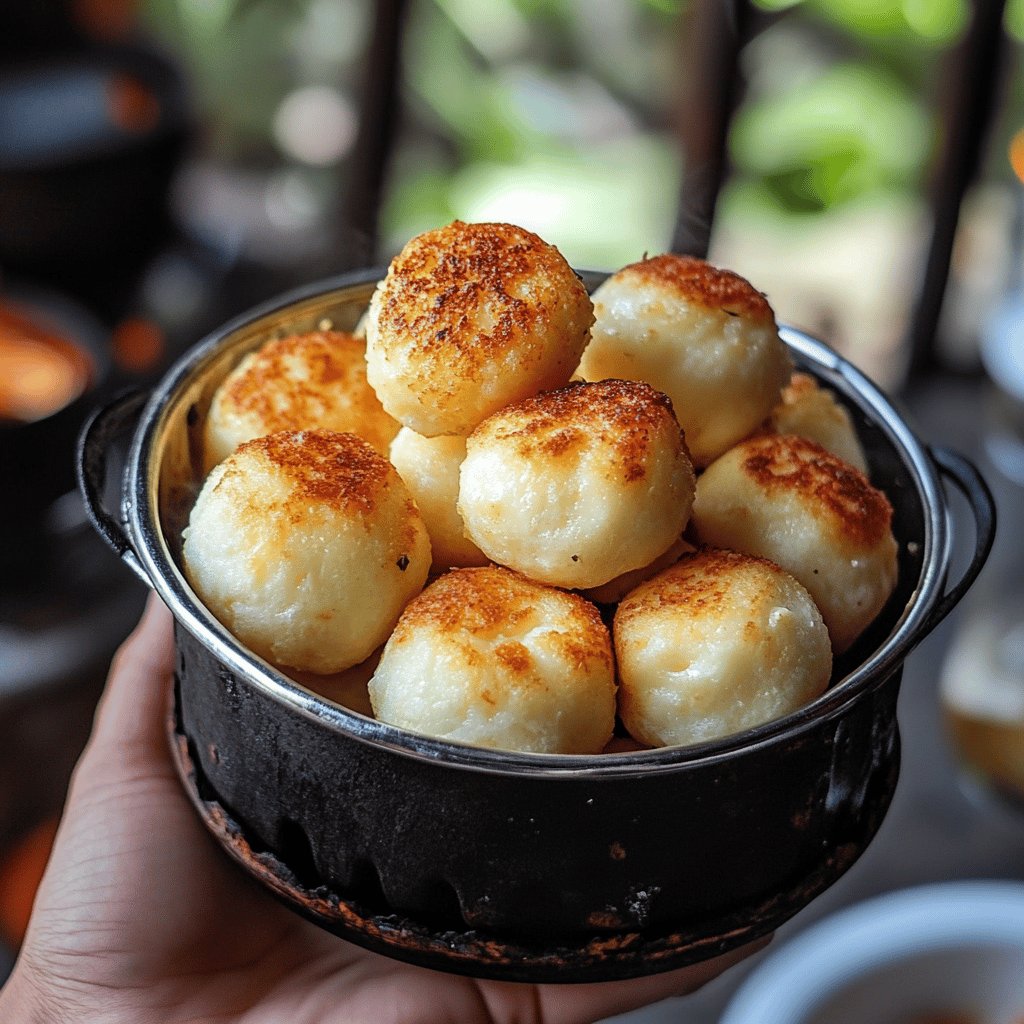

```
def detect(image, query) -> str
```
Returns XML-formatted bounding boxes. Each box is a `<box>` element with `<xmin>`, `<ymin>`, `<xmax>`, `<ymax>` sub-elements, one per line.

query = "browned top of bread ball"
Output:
<box><xmin>471</xmin><ymin>378</ymin><xmax>685</xmax><ymax>486</ymax></box>
<box><xmin>217</xmin><ymin>331</ymin><xmax>365</xmax><ymax>430</ymax></box>
<box><xmin>376</xmin><ymin>221</ymin><xmax>581</xmax><ymax>369</ymax></box>
<box><xmin>380</xmin><ymin>222</ymin><xmax>561</xmax><ymax>347</ymax></box>
<box><xmin>615</xmin><ymin>546</ymin><xmax>799</xmax><ymax>629</ymax></box>
<box><xmin>618</xmin><ymin>253</ymin><xmax>774</xmax><ymax>323</ymax></box>
<box><xmin>367</xmin><ymin>220</ymin><xmax>592</xmax><ymax>437</ymax></box>
<box><xmin>391</xmin><ymin>565</ymin><xmax>611</xmax><ymax>675</ymax></box>
<box><xmin>737</xmin><ymin>433</ymin><xmax>893</xmax><ymax>547</ymax></box>
<box><xmin>234</xmin><ymin>430</ymin><xmax>395</xmax><ymax>518</ymax></box>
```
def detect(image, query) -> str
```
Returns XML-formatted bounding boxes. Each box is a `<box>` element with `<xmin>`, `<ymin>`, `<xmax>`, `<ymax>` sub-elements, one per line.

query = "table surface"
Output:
<box><xmin>609</xmin><ymin>373</ymin><xmax>1024</xmax><ymax>1023</ymax></box>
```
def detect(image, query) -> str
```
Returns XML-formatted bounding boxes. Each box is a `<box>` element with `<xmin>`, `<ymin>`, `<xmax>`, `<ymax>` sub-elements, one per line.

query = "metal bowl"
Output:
<box><xmin>78</xmin><ymin>269</ymin><xmax>995</xmax><ymax>982</ymax></box>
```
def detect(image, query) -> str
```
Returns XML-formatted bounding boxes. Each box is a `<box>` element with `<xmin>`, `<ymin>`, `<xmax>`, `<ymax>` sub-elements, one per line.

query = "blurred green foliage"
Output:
<box><xmin>755</xmin><ymin>0</ymin><xmax>969</xmax><ymax>44</ymax></box>
<box><xmin>140</xmin><ymin>0</ymin><xmax>1024</xmax><ymax>265</ymax></box>
<box><xmin>729</xmin><ymin>61</ymin><xmax>931</xmax><ymax>216</ymax></box>
<box><xmin>381</xmin><ymin>0</ymin><xmax>682</xmax><ymax>263</ymax></box>
<box><xmin>143</xmin><ymin>0</ymin><xmax>366</xmax><ymax>161</ymax></box>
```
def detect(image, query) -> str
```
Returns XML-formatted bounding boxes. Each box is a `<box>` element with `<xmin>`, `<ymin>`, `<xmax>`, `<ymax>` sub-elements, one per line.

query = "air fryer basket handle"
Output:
<box><xmin>925</xmin><ymin>445</ymin><xmax>996</xmax><ymax>633</ymax></box>
<box><xmin>76</xmin><ymin>388</ymin><xmax>151</xmax><ymax>585</ymax></box>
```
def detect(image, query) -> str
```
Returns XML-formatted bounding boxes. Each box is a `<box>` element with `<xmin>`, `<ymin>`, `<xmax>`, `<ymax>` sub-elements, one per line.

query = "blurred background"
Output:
<box><xmin>1</xmin><ymin>0</ymin><xmax>1023</xmax><ymax>1016</ymax></box>
<box><xmin>6</xmin><ymin>0</ymin><xmax>1024</xmax><ymax>382</ymax></box>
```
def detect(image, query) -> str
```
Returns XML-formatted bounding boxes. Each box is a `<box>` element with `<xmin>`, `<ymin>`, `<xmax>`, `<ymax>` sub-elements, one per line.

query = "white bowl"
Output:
<box><xmin>721</xmin><ymin>881</ymin><xmax>1024</xmax><ymax>1024</ymax></box>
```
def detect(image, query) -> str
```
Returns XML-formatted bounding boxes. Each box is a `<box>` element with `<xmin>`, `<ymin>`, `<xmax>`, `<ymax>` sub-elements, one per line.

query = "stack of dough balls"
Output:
<box><xmin>180</xmin><ymin>219</ymin><xmax>902</xmax><ymax>757</ymax></box>
<box><xmin>182</xmin><ymin>429</ymin><xmax>430</xmax><ymax>674</ymax></box>
<box><xmin>369</xmin><ymin>566</ymin><xmax>616</xmax><ymax>754</ymax></box>
<box><xmin>578</xmin><ymin>253</ymin><xmax>792</xmax><ymax>467</ymax></box>
<box><xmin>204</xmin><ymin>329</ymin><xmax>399</xmax><ymax>471</ymax></box>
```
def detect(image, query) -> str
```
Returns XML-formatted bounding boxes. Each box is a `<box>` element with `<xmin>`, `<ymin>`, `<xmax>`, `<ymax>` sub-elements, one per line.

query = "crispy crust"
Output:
<box><xmin>231</xmin><ymin>430</ymin><xmax>393</xmax><ymax>517</ymax></box>
<box><xmin>616</xmin><ymin>253</ymin><xmax>775</xmax><ymax>323</ymax></box>
<box><xmin>389</xmin><ymin>566</ymin><xmax>612</xmax><ymax>676</ymax></box>
<box><xmin>615</xmin><ymin>547</ymin><xmax>793</xmax><ymax>629</ymax></box>
<box><xmin>375</xmin><ymin>221</ymin><xmax>584</xmax><ymax>358</ymax></box>
<box><xmin>221</xmin><ymin>330</ymin><xmax>384</xmax><ymax>428</ymax></box>
<box><xmin>205</xmin><ymin>330</ymin><xmax>398</xmax><ymax>467</ymax></box>
<box><xmin>470</xmin><ymin>379</ymin><xmax>689</xmax><ymax>486</ymax></box>
<box><xmin>737</xmin><ymin>434</ymin><xmax>892</xmax><ymax>547</ymax></box>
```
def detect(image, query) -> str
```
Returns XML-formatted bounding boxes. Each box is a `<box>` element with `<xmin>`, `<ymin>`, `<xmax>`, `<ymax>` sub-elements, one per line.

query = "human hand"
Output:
<box><xmin>0</xmin><ymin>595</ymin><xmax>765</xmax><ymax>1024</ymax></box>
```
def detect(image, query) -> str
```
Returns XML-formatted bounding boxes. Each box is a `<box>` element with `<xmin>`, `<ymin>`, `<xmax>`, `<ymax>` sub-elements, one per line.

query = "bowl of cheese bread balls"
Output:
<box><xmin>79</xmin><ymin>220</ymin><xmax>994</xmax><ymax>982</ymax></box>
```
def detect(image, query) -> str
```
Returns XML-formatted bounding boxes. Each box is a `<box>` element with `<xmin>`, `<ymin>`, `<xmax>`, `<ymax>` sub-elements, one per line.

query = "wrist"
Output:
<box><xmin>0</xmin><ymin>964</ymin><xmax>54</xmax><ymax>1024</ymax></box>
<box><xmin>0</xmin><ymin>959</ymin><xmax>120</xmax><ymax>1024</ymax></box>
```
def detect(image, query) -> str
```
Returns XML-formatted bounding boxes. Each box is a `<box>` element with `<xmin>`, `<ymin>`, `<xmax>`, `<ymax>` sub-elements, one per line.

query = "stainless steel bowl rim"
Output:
<box><xmin>123</xmin><ymin>268</ymin><xmax>950</xmax><ymax>779</ymax></box>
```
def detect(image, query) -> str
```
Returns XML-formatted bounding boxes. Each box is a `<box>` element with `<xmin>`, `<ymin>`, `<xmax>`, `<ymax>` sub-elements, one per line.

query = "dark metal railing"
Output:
<box><xmin>906</xmin><ymin>0</ymin><xmax>1010</xmax><ymax>379</ymax></box>
<box><xmin>338</xmin><ymin>0</ymin><xmax>412</xmax><ymax>270</ymax></box>
<box><xmin>342</xmin><ymin>0</ymin><xmax>1012</xmax><ymax>378</ymax></box>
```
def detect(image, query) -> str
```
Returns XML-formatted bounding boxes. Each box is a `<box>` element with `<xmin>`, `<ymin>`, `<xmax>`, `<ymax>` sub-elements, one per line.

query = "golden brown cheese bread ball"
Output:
<box><xmin>182</xmin><ymin>430</ymin><xmax>430</xmax><ymax>674</ymax></box>
<box><xmin>365</xmin><ymin>220</ymin><xmax>594</xmax><ymax>437</ymax></box>
<box><xmin>458</xmin><ymin>379</ymin><xmax>696</xmax><ymax>589</ymax></box>
<box><xmin>368</xmin><ymin>566</ymin><xmax>616</xmax><ymax>754</ymax></box>
<box><xmin>578</xmin><ymin>253</ymin><xmax>791</xmax><ymax>467</ymax></box>
<box><xmin>388</xmin><ymin>427</ymin><xmax>487</xmax><ymax>571</ymax></box>
<box><xmin>691</xmin><ymin>433</ymin><xmax>898</xmax><ymax>654</ymax></box>
<box><xmin>204</xmin><ymin>330</ymin><xmax>399</xmax><ymax>471</ymax></box>
<box><xmin>769</xmin><ymin>372</ymin><xmax>868</xmax><ymax>474</ymax></box>
<box><xmin>614</xmin><ymin>548</ymin><xmax>832</xmax><ymax>748</ymax></box>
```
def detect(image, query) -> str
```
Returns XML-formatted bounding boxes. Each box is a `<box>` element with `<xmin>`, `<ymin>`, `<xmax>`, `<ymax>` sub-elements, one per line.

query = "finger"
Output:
<box><xmin>88</xmin><ymin>591</ymin><xmax>176</xmax><ymax>760</ymax></box>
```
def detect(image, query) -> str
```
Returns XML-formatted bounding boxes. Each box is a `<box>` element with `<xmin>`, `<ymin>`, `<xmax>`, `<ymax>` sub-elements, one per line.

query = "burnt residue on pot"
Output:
<box><xmin>168</xmin><ymin>680</ymin><xmax>894</xmax><ymax>983</ymax></box>
<box><xmin>171</xmin><ymin>616</ymin><xmax>903</xmax><ymax>964</ymax></box>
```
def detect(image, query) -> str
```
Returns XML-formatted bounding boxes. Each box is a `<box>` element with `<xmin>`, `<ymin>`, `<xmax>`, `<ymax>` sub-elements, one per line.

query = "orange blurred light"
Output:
<box><xmin>0</xmin><ymin>303</ymin><xmax>93</xmax><ymax>423</ymax></box>
<box><xmin>1010</xmin><ymin>128</ymin><xmax>1024</xmax><ymax>185</ymax></box>
<box><xmin>106</xmin><ymin>75</ymin><xmax>160</xmax><ymax>135</ymax></box>
<box><xmin>112</xmin><ymin>317</ymin><xmax>165</xmax><ymax>374</ymax></box>
<box><xmin>0</xmin><ymin>818</ymin><xmax>58</xmax><ymax>948</ymax></box>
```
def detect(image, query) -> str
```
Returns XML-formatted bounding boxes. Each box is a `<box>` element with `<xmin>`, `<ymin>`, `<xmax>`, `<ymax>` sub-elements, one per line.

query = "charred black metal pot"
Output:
<box><xmin>78</xmin><ymin>270</ymin><xmax>994</xmax><ymax>983</ymax></box>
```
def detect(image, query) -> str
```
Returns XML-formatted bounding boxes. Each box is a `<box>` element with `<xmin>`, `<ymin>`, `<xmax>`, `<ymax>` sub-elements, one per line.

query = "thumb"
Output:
<box><xmin>83</xmin><ymin>592</ymin><xmax>177</xmax><ymax>771</ymax></box>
